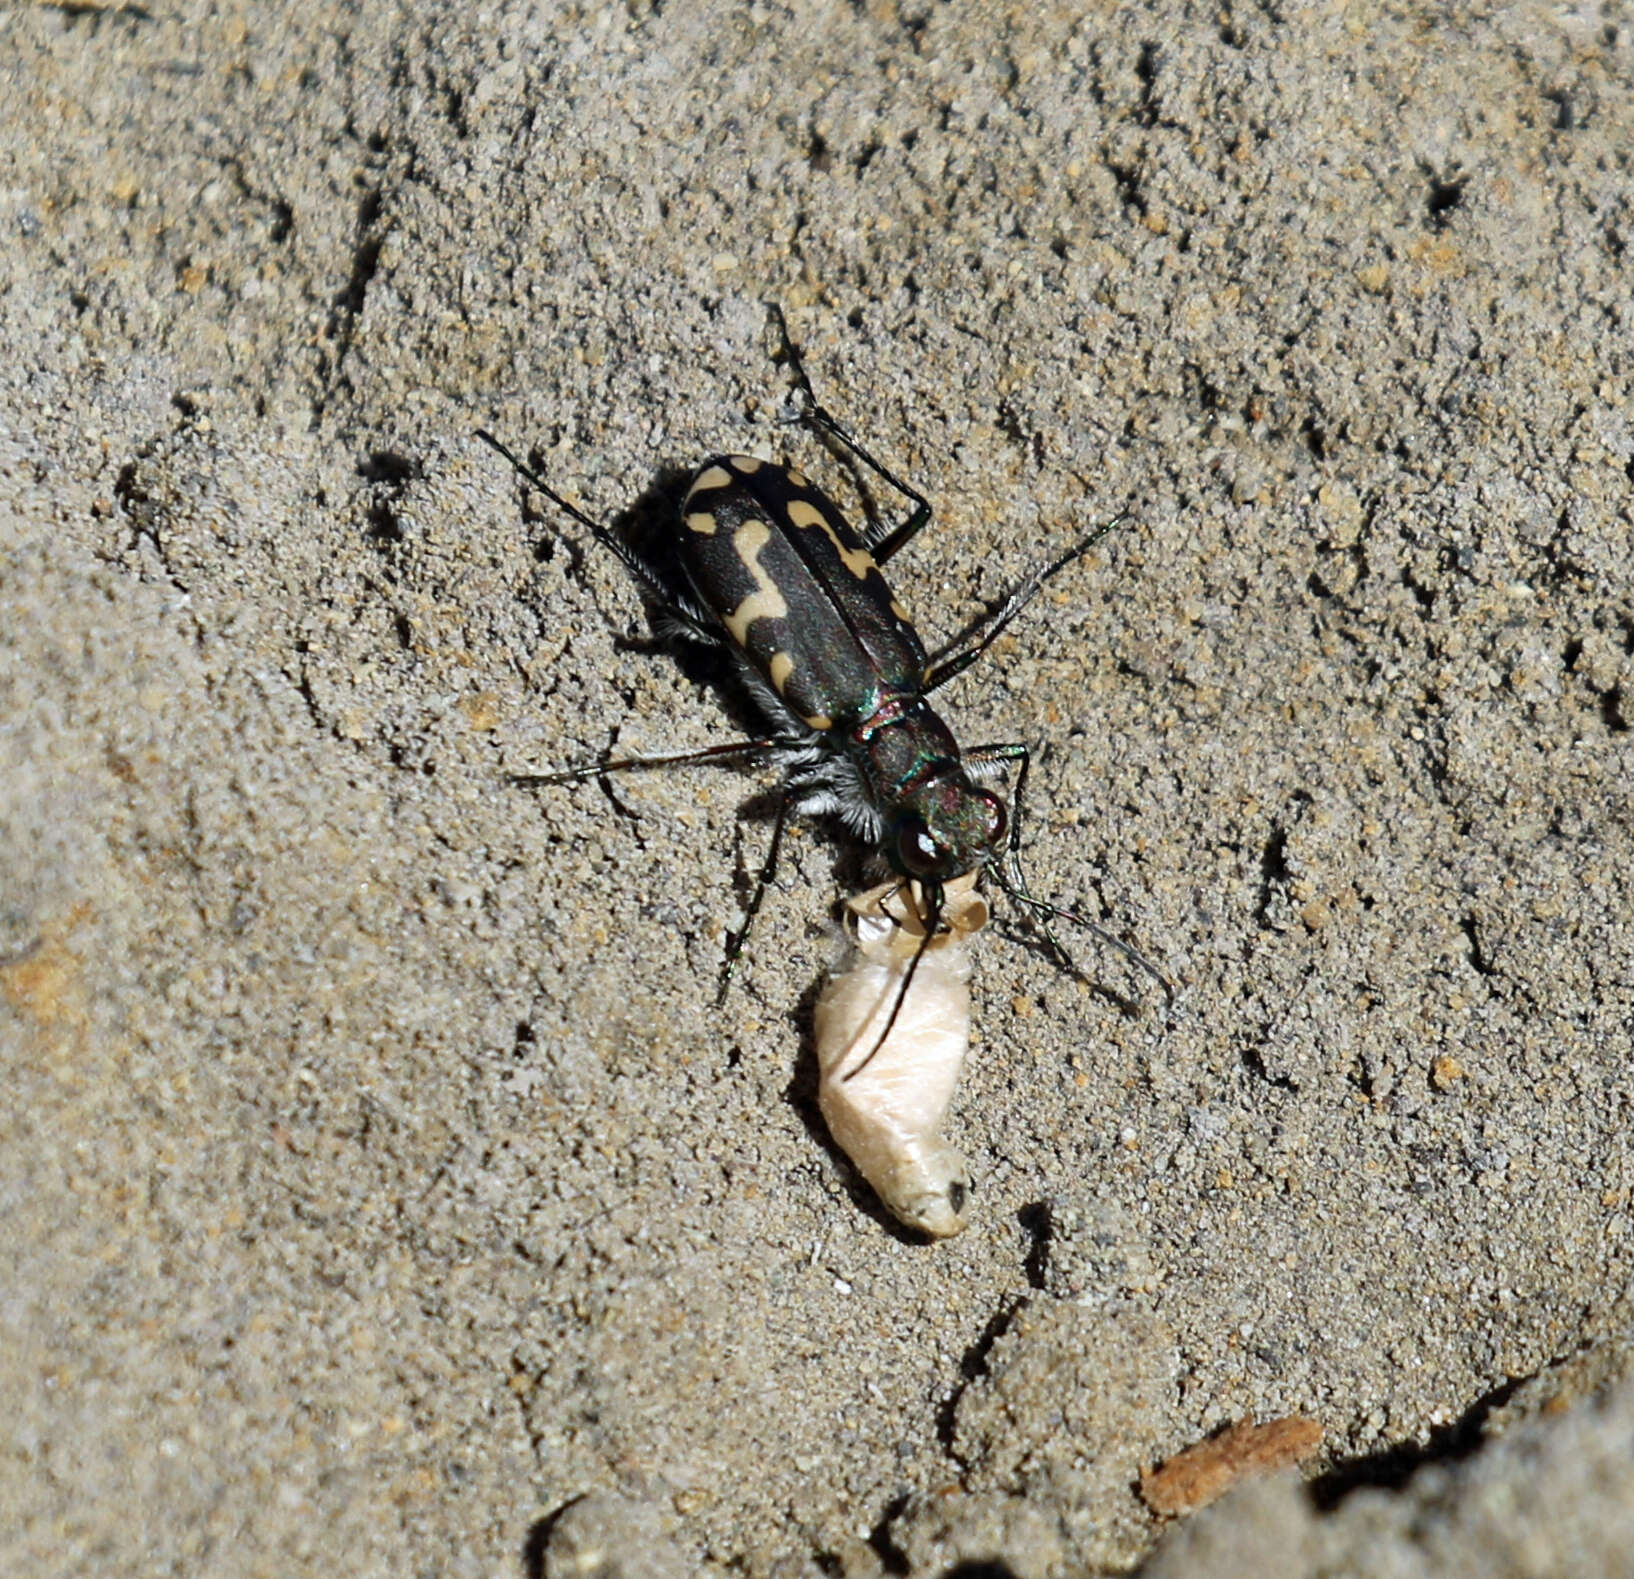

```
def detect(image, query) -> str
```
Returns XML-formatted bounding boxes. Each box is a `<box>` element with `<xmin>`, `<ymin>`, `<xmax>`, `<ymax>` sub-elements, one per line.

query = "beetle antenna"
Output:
<box><xmin>990</xmin><ymin>860</ymin><xmax>1174</xmax><ymax>1006</ymax></box>
<box><xmin>841</xmin><ymin>881</ymin><xmax>944</xmax><ymax>1083</ymax></box>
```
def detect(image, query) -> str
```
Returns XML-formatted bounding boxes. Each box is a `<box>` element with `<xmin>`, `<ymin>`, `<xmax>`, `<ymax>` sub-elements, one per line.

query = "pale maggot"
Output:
<box><xmin>815</xmin><ymin>873</ymin><xmax>988</xmax><ymax>1238</ymax></box>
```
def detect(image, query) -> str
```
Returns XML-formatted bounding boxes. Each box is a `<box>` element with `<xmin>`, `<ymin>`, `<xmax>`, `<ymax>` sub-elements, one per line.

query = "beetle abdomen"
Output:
<box><xmin>681</xmin><ymin>455</ymin><xmax>927</xmax><ymax>730</ymax></box>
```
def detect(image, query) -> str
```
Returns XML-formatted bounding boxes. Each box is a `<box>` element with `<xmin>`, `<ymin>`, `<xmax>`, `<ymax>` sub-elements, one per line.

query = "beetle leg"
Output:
<box><xmin>965</xmin><ymin>741</ymin><xmax>1071</xmax><ymax>971</ymax></box>
<box><xmin>801</xmin><ymin>404</ymin><xmax>933</xmax><ymax>565</ymax></box>
<box><xmin>476</xmin><ymin>428</ymin><xmax>714</xmax><ymax>633</ymax></box>
<box><xmin>717</xmin><ymin>791</ymin><xmax>792</xmax><ymax>1005</ymax></box>
<box><xmin>765</xmin><ymin>303</ymin><xmax>932</xmax><ymax>563</ymax></box>
<box><xmin>969</xmin><ymin>740</ymin><xmax>1175</xmax><ymax>1005</ymax></box>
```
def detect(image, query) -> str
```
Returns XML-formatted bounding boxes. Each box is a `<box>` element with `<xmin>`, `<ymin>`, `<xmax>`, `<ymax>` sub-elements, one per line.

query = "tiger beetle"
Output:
<box><xmin>479</xmin><ymin>311</ymin><xmax>1170</xmax><ymax>1071</ymax></box>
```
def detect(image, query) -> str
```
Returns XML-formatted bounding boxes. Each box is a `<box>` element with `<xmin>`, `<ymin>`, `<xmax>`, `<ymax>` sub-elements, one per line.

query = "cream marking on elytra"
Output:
<box><xmin>685</xmin><ymin>511</ymin><xmax>718</xmax><ymax>535</ymax></box>
<box><xmin>692</xmin><ymin>464</ymin><xmax>732</xmax><ymax>491</ymax></box>
<box><xmin>787</xmin><ymin>467</ymin><xmax>810</xmax><ymax>488</ymax></box>
<box><xmin>787</xmin><ymin>499</ymin><xmax>877</xmax><ymax>580</ymax></box>
<box><xmin>802</xmin><ymin>709</ymin><xmax>833</xmax><ymax>730</ymax></box>
<box><xmin>768</xmin><ymin>651</ymin><xmax>795</xmax><ymax>694</ymax></box>
<box><xmin>730</xmin><ymin>454</ymin><xmax>762</xmax><ymax>473</ymax></box>
<box><xmin>722</xmin><ymin>519</ymin><xmax>789</xmax><ymax>645</ymax></box>
<box><xmin>816</xmin><ymin>873</ymin><xmax>987</xmax><ymax>1239</ymax></box>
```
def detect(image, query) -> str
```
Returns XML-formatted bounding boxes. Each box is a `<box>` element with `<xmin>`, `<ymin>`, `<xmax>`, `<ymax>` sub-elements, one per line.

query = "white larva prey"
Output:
<box><xmin>815</xmin><ymin>873</ymin><xmax>988</xmax><ymax>1238</ymax></box>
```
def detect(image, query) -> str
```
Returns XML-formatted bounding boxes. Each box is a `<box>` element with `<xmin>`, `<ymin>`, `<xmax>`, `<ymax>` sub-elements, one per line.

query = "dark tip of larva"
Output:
<box><xmin>948</xmin><ymin>1180</ymin><xmax>969</xmax><ymax>1216</ymax></box>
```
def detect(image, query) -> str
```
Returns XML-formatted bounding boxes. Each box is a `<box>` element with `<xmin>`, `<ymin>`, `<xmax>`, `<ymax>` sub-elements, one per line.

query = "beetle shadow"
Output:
<box><xmin>516</xmin><ymin>459</ymin><xmax>697</xmax><ymax>630</ymax></box>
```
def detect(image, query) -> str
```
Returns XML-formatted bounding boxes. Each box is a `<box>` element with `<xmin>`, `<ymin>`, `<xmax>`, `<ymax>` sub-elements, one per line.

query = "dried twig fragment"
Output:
<box><xmin>1139</xmin><ymin>1415</ymin><xmax>1324</xmax><ymax>1516</ymax></box>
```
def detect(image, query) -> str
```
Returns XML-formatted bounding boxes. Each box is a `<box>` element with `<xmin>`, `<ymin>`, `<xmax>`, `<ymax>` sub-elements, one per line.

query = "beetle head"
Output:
<box><xmin>889</xmin><ymin>774</ymin><xmax>1006</xmax><ymax>881</ymax></box>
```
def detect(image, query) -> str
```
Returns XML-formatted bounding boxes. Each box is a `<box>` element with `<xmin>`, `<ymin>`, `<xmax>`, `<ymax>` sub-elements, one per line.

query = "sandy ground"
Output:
<box><xmin>3</xmin><ymin>2</ymin><xmax>1633</xmax><ymax>1575</ymax></box>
